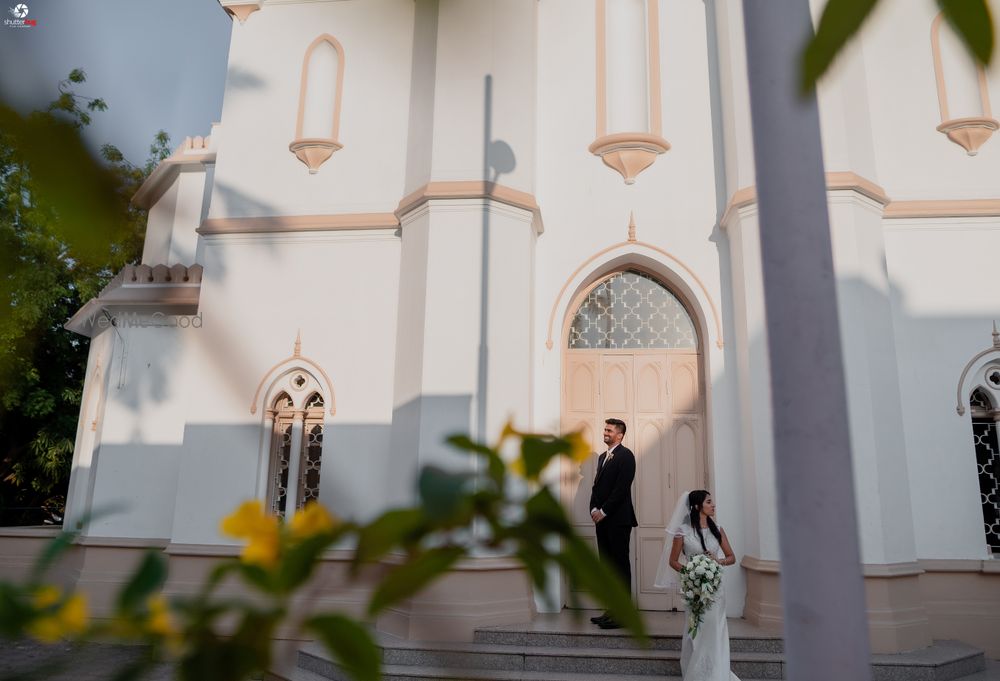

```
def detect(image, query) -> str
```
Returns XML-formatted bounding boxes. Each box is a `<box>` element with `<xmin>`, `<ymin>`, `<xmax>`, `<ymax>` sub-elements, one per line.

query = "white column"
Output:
<box><xmin>256</xmin><ymin>411</ymin><xmax>275</xmax><ymax>502</ymax></box>
<box><xmin>742</xmin><ymin>3</ymin><xmax>872</xmax><ymax>681</ymax></box>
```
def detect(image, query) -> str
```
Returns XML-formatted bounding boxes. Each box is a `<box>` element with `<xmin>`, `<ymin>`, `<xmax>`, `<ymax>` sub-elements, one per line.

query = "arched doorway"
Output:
<box><xmin>560</xmin><ymin>269</ymin><xmax>706</xmax><ymax>610</ymax></box>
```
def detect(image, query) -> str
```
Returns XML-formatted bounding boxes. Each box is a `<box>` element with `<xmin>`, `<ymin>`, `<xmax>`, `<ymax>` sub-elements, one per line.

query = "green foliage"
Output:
<box><xmin>367</xmin><ymin>546</ymin><xmax>466</xmax><ymax>615</ymax></box>
<box><xmin>0</xmin><ymin>428</ymin><xmax>647</xmax><ymax>681</ymax></box>
<box><xmin>306</xmin><ymin>615</ymin><xmax>380</xmax><ymax>681</ymax></box>
<box><xmin>0</xmin><ymin>70</ymin><xmax>171</xmax><ymax>525</ymax></box>
<box><xmin>939</xmin><ymin>0</ymin><xmax>995</xmax><ymax>64</ymax></box>
<box><xmin>116</xmin><ymin>552</ymin><xmax>168</xmax><ymax>614</ymax></box>
<box><xmin>801</xmin><ymin>0</ymin><xmax>995</xmax><ymax>92</ymax></box>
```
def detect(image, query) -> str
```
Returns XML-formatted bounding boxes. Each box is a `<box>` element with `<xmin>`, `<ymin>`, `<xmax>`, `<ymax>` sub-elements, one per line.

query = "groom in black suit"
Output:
<box><xmin>589</xmin><ymin>418</ymin><xmax>638</xmax><ymax>629</ymax></box>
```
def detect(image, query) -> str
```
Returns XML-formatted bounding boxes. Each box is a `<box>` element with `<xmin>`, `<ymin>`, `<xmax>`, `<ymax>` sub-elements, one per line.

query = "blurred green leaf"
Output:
<box><xmin>1</xmin><ymin>71</ymin><xmax>169</xmax><ymax>524</ymax></box>
<box><xmin>524</xmin><ymin>487</ymin><xmax>572</xmax><ymax>534</ymax></box>
<box><xmin>418</xmin><ymin>466</ymin><xmax>474</xmax><ymax>521</ymax></box>
<box><xmin>938</xmin><ymin>0</ymin><xmax>994</xmax><ymax>65</ymax></box>
<box><xmin>368</xmin><ymin>546</ymin><xmax>465</xmax><ymax>615</ymax></box>
<box><xmin>198</xmin><ymin>560</ymin><xmax>243</xmax><ymax>599</ymax></box>
<box><xmin>445</xmin><ymin>434</ymin><xmax>495</xmax><ymax>456</ymax></box>
<box><xmin>29</xmin><ymin>530</ymin><xmax>77</xmax><ymax>583</ymax></box>
<box><xmin>520</xmin><ymin>435</ymin><xmax>571</xmax><ymax>480</ymax></box>
<box><xmin>516</xmin><ymin>547</ymin><xmax>549</xmax><ymax>591</ymax></box>
<box><xmin>354</xmin><ymin>508</ymin><xmax>426</xmax><ymax>568</ymax></box>
<box><xmin>0</xmin><ymin>582</ymin><xmax>32</xmax><ymax>637</ymax></box>
<box><xmin>180</xmin><ymin>609</ymin><xmax>278</xmax><ymax>681</ymax></box>
<box><xmin>278</xmin><ymin>530</ymin><xmax>342</xmax><ymax>593</ymax></box>
<box><xmin>800</xmin><ymin>0</ymin><xmax>878</xmax><ymax>93</ymax></box>
<box><xmin>561</xmin><ymin>535</ymin><xmax>645</xmax><ymax>642</ymax></box>
<box><xmin>236</xmin><ymin>562</ymin><xmax>276</xmax><ymax>594</ymax></box>
<box><xmin>117</xmin><ymin>550</ymin><xmax>167</xmax><ymax>613</ymax></box>
<box><xmin>28</xmin><ymin>504</ymin><xmax>124</xmax><ymax>581</ymax></box>
<box><xmin>0</xmin><ymin>105</ymin><xmax>126</xmax><ymax>264</ymax></box>
<box><xmin>306</xmin><ymin>614</ymin><xmax>381</xmax><ymax>681</ymax></box>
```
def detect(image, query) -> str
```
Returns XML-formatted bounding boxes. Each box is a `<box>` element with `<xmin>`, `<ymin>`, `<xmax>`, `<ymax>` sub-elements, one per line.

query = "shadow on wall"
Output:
<box><xmin>80</xmin><ymin>394</ymin><xmax>474</xmax><ymax>541</ymax></box>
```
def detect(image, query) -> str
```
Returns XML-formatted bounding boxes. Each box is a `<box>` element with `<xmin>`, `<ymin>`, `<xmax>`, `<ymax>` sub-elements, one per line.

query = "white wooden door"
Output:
<box><xmin>562</xmin><ymin>349</ymin><xmax>703</xmax><ymax>610</ymax></box>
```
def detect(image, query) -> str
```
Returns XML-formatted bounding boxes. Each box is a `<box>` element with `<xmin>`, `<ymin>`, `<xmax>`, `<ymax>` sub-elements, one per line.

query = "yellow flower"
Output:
<box><xmin>33</xmin><ymin>585</ymin><xmax>61</xmax><ymax>609</ymax></box>
<box><xmin>220</xmin><ymin>500</ymin><xmax>274</xmax><ymax>538</ymax></box>
<box><xmin>565</xmin><ymin>430</ymin><xmax>593</xmax><ymax>464</ymax></box>
<box><xmin>289</xmin><ymin>502</ymin><xmax>337</xmax><ymax>540</ymax></box>
<box><xmin>220</xmin><ymin>500</ymin><xmax>281</xmax><ymax>568</ymax></box>
<box><xmin>146</xmin><ymin>594</ymin><xmax>176</xmax><ymax>637</ymax></box>
<box><xmin>509</xmin><ymin>455</ymin><xmax>526</xmax><ymax>478</ymax></box>
<box><xmin>28</xmin><ymin>616</ymin><xmax>63</xmax><ymax>643</ymax></box>
<box><xmin>60</xmin><ymin>593</ymin><xmax>88</xmax><ymax>635</ymax></box>
<box><xmin>499</xmin><ymin>420</ymin><xmax>520</xmax><ymax>442</ymax></box>
<box><xmin>28</xmin><ymin>589</ymin><xmax>88</xmax><ymax>642</ymax></box>
<box><xmin>144</xmin><ymin>594</ymin><xmax>184</xmax><ymax>654</ymax></box>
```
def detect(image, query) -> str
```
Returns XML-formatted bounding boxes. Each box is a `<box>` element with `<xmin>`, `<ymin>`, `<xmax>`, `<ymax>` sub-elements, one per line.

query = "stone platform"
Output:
<box><xmin>282</xmin><ymin>610</ymin><xmax>991</xmax><ymax>681</ymax></box>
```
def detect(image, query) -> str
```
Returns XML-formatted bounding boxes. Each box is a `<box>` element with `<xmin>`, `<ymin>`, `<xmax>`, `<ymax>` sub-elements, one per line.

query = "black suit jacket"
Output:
<box><xmin>588</xmin><ymin>445</ymin><xmax>638</xmax><ymax>527</ymax></box>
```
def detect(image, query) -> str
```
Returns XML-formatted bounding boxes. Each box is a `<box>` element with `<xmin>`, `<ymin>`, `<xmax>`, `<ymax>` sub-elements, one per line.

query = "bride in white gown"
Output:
<box><xmin>655</xmin><ymin>490</ymin><xmax>739</xmax><ymax>681</ymax></box>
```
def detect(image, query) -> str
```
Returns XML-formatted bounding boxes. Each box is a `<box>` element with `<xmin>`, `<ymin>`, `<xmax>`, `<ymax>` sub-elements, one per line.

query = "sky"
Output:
<box><xmin>1</xmin><ymin>0</ymin><xmax>233</xmax><ymax>165</ymax></box>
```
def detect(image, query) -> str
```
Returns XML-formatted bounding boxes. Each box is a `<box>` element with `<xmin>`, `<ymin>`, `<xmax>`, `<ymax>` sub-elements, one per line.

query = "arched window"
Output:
<box><xmin>289</xmin><ymin>34</ymin><xmax>346</xmax><ymax>173</ymax></box>
<box><xmin>970</xmin><ymin>388</ymin><xmax>1000</xmax><ymax>553</ymax></box>
<box><xmin>568</xmin><ymin>270</ymin><xmax>697</xmax><ymax>349</ymax></box>
<box><xmin>265</xmin><ymin>383</ymin><xmax>326</xmax><ymax>517</ymax></box>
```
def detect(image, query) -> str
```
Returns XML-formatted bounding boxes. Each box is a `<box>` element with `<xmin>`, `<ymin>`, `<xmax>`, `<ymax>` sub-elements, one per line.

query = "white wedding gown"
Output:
<box><xmin>676</xmin><ymin>525</ymin><xmax>740</xmax><ymax>681</ymax></box>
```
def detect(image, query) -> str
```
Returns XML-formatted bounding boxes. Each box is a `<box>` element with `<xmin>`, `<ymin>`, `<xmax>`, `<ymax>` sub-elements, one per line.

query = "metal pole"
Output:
<box><xmin>741</xmin><ymin>2</ymin><xmax>872</xmax><ymax>679</ymax></box>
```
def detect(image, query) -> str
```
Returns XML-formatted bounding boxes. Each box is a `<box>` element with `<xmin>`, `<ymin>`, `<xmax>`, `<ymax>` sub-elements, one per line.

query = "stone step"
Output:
<box><xmin>292</xmin><ymin>665</ymin><xmax>695</xmax><ymax>681</ymax></box>
<box><xmin>473</xmin><ymin>627</ymin><xmax>783</xmax><ymax>653</ymax></box>
<box><xmin>301</xmin><ymin>640</ymin><xmax>781</xmax><ymax>679</ymax></box>
<box><xmin>296</xmin><ymin>637</ymin><xmax>985</xmax><ymax>681</ymax></box>
<box><xmin>292</xmin><ymin>660</ymin><xmax>775</xmax><ymax>681</ymax></box>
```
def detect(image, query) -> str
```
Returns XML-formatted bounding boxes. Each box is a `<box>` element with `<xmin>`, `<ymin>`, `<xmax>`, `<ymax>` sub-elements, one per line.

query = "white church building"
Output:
<box><xmin>4</xmin><ymin>0</ymin><xmax>999</xmax><ymax>657</ymax></box>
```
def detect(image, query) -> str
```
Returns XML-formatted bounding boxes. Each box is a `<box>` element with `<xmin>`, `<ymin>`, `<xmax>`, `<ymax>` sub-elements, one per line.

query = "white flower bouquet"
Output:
<box><xmin>679</xmin><ymin>553</ymin><xmax>722</xmax><ymax>638</ymax></box>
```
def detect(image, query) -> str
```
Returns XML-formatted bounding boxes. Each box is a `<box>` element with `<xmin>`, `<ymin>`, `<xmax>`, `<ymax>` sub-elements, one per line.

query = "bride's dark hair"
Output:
<box><xmin>688</xmin><ymin>489</ymin><xmax>722</xmax><ymax>553</ymax></box>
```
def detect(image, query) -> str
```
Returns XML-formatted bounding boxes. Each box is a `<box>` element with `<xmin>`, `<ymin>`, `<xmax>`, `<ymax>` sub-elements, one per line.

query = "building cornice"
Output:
<box><xmin>198</xmin><ymin>213</ymin><xmax>400</xmax><ymax>235</ymax></box>
<box><xmin>722</xmin><ymin>172</ymin><xmax>1000</xmax><ymax>226</ymax></box>
<box><xmin>65</xmin><ymin>264</ymin><xmax>203</xmax><ymax>337</ymax></box>
<box><xmin>395</xmin><ymin>181</ymin><xmax>543</xmax><ymax>233</ymax></box>
<box><xmin>133</xmin><ymin>134</ymin><xmax>217</xmax><ymax>210</ymax></box>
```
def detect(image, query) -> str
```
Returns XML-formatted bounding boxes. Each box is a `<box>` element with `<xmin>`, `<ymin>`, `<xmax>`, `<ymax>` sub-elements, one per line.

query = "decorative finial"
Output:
<box><xmin>993</xmin><ymin>320</ymin><xmax>999</xmax><ymax>348</ymax></box>
<box><xmin>294</xmin><ymin>330</ymin><xmax>302</xmax><ymax>358</ymax></box>
<box><xmin>627</xmin><ymin>211</ymin><xmax>637</xmax><ymax>242</ymax></box>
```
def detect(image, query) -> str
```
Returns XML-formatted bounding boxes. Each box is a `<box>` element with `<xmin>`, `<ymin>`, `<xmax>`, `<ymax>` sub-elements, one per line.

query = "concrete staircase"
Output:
<box><xmin>279</xmin><ymin>611</ymin><xmax>988</xmax><ymax>681</ymax></box>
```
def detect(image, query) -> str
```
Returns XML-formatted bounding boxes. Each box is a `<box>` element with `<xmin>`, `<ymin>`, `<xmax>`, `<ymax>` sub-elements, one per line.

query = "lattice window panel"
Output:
<box><xmin>300</xmin><ymin>423</ymin><xmax>323</xmax><ymax>505</ymax></box>
<box><xmin>568</xmin><ymin>270</ymin><xmax>697</xmax><ymax>349</ymax></box>
<box><xmin>269</xmin><ymin>423</ymin><xmax>292</xmax><ymax>517</ymax></box>
<box><xmin>971</xmin><ymin>389</ymin><xmax>1000</xmax><ymax>553</ymax></box>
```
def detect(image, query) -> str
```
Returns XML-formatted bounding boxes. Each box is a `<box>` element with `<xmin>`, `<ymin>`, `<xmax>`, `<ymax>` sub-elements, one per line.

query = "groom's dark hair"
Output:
<box><xmin>605</xmin><ymin>418</ymin><xmax>626</xmax><ymax>436</ymax></box>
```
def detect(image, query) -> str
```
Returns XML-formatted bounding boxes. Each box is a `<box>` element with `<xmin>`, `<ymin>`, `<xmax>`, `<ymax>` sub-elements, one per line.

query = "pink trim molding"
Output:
<box><xmin>199</xmin><ymin>212</ymin><xmax>400</xmax><ymax>235</ymax></box>
<box><xmin>219</xmin><ymin>1</ymin><xmax>262</xmax><ymax>24</ymax></box>
<box><xmin>592</xmin><ymin>0</ymin><xmax>670</xmax><ymax>184</ymax></box>
<box><xmin>291</xmin><ymin>34</ymin><xmax>347</xmax><ymax>173</ymax></box>
<box><xmin>930</xmin><ymin>13</ymin><xmax>998</xmax><ymax>155</ymax></box>
<box><xmin>396</xmin><ymin>181</ymin><xmax>542</xmax><ymax>230</ymax></box>
<box><xmin>588</xmin><ymin>133</ymin><xmax>671</xmax><ymax>185</ymax></box>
